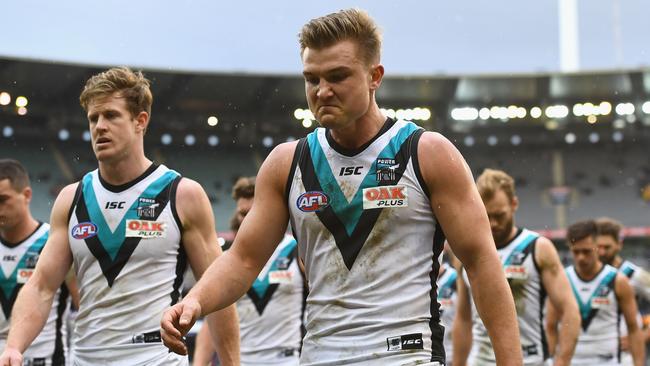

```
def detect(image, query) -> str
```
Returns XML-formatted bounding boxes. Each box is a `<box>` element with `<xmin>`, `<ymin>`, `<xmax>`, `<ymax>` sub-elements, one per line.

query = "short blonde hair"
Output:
<box><xmin>476</xmin><ymin>168</ymin><xmax>516</xmax><ymax>202</ymax></box>
<box><xmin>299</xmin><ymin>8</ymin><xmax>382</xmax><ymax>65</ymax></box>
<box><xmin>79</xmin><ymin>66</ymin><xmax>153</xmax><ymax>118</ymax></box>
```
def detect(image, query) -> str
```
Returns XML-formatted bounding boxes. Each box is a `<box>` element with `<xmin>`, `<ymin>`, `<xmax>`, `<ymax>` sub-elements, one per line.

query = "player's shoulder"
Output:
<box><xmin>258</xmin><ymin>140</ymin><xmax>300</xmax><ymax>183</ymax></box>
<box><xmin>418</xmin><ymin>131</ymin><xmax>456</xmax><ymax>153</ymax></box>
<box><xmin>174</xmin><ymin>178</ymin><xmax>211</xmax><ymax>214</ymax></box>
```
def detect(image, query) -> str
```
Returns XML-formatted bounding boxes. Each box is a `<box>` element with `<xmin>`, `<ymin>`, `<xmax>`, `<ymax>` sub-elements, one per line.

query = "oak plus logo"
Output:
<box><xmin>297</xmin><ymin>191</ymin><xmax>329</xmax><ymax>212</ymax></box>
<box><xmin>125</xmin><ymin>220</ymin><xmax>166</xmax><ymax>239</ymax></box>
<box><xmin>362</xmin><ymin>185</ymin><xmax>408</xmax><ymax>209</ymax></box>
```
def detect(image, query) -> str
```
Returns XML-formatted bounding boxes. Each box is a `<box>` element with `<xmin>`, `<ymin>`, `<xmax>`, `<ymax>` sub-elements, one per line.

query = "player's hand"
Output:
<box><xmin>0</xmin><ymin>347</ymin><xmax>24</xmax><ymax>366</ymax></box>
<box><xmin>620</xmin><ymin>335</ymin><xmax>629</xmax><ymax>351</ymax></box>
<box><xmin>160</xmin><ymin>298</ymin><xmax>202</xmax><ymax>355</ymax></box>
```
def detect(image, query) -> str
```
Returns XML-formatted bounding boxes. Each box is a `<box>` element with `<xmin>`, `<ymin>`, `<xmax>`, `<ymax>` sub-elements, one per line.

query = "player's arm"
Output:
<box><xmin>419</xmin><ymin>132</ymin><xmax>522</xmax><ymax>365</ymax></box>
<box><xmin>65</xmin><ymin>269</ymin><xmax>80</xmax><ymax>310</ymax></box>
<box><xmin>615</xmin><ymin>273</ymin><xmax>646</xmax><ymax>366</ymax></box>
<box><xmin>0</xmin><ymin>183</ymin><xmax>76</xmax><ymax>366</ymax></box>
<box><xmin>631</xmin><ymin>268</ymin><xmax>650</xmax><ymax>342</ymax></box>
<box><xmin>451</xmin><ymin>267</ymin><xmax>473</xmax><ymax>366</ymax></box>
<box><xmin>535</xmin><ymin>238</ymin><xmax>580</xmax><ymax>366</ymax></box>
<box><xmin>176</xmin><ymin>178</ymin><xmax>240</xmax><ymax>365</ymax></box>
<box><xmin>161</xmin><ymin>142</ymin><xmax>296</xmax><ymax>355</ymax></box>
<box><xmin>630</xmin><ymin>267</ymin><xmax>650</xmax><ymax>303</ymax></box>
<box><xmin>192</xmin><ymin>323</ymin><xmax>215</xmax><ymax>366</ymax></box>
<box><xmin>544</xmin><ymin>300</ymin><xmax>561</xmax><ymax>358</ymax></box>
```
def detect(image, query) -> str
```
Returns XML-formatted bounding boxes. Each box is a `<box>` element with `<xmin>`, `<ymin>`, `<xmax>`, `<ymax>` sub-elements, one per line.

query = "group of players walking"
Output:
<box><xmin>0</xmin><ymin>8</ymin><xmax>648</xmax><ymax>366</ymax></box>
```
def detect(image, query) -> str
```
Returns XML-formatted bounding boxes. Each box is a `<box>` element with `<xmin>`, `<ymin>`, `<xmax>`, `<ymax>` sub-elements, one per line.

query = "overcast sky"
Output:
<box><xmin>3</xmin><ymin>0</ymin><xmax>649</xmax><ymax>75</ymax></box>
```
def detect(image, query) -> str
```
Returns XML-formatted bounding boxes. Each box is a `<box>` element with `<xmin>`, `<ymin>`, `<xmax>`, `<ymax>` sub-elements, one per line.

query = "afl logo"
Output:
<box><xmin>71</xmin><ymin>222</ymin><xmax>98</xmax><ymax>240</ymax></box>
<box><xmin>297</xmin><ymin>191</ymin><xmax>329</xmax><ymax>212</ymax></box>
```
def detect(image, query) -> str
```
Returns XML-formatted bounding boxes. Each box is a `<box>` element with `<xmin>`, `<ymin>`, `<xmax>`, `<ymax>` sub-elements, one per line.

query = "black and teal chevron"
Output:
<box><xmin>246</xmin><ymin>239</ymin><xmax>298</xmax><ymax>315</ymax></box>
<box><xmin>75</xmin><ymin>170</ymin><xmax>180</xmax><ymax>287</ymax></box>
<box><xmin>299</xmin><ymin>123</ymin><xmax>422</xmax><ymax>270</ymax></box>
<box><xmin>569</xmin><ymin>269</ymin><xmax>617</xmax><ymax>331</ymax></box>
<box><xmin>0</xmin><ymin>230</ymin><xmax>47</xmax><ymax>318</ymax></box>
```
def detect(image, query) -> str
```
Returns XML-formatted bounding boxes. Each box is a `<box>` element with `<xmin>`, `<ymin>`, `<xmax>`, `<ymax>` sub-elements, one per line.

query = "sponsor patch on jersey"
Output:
<box><xmin>269</xmin><ymin>270</ymin><xmax>293</xmax><ymax>284</ymax></box>
<box><xmin>438</xmin><ymin>298</ymin><xmax>454</xmax><ymax>309</ymax></box>
<box><xmin>522</xmin><ymin>344</ymin><xmax>539</xmax><ymax>356</ymax></box>
<box><xmin>125</xmin><ymin>219</ymin><xmax>166</xmax><ymax>238</ymax></box>
<box><xmin>71</xmin><ymin>222</ymin><xmax>98</xmax><ymax>240</ymax></box>
<box><xmin>16</xmin><ymin>268</ymin><xmax>34</xmax><ymax>284</ymax></box>
<box><xmin>297</xmin><ymin>191</ymin><xmax>329</xmax><ymax>212</ymax></box>
<box><xmin>136</xmin><ymin>197</ymin><xmax>160</xmax><ymax>219</ymax></box>
<box><xmin>376</xmin><ymin>158</ymin><xmax>398</xmax><ymax>184</ymax></box>
<box><xmin>362</xmin><ymin>185</ymin><xmax>408</xmax><ymax>209</ymax></box>
<box><xmin>387</xmin><ymin>333</ymin><xmax>424</xmax><ymax>351</ymax></box>
<box><xmin>504</xmin><ymin>265</ymin><xmax>529</xmax><ymax>280</ymax></box>
<box><xmin>591</xmin><ymin>296</ymin><xmax>611</xmax><ymax>308</ymax></box>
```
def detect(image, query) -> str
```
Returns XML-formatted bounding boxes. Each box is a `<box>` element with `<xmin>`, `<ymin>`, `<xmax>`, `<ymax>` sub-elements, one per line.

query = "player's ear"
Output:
<box><xmin>134</xmin><ymin>111</ymin><xmax>149</xmax><ymax>135</ymax></box>
<box><xmin>369</xmin><ymin>64</ymin><xmax>384</xmax><ymax>90</ymax></box>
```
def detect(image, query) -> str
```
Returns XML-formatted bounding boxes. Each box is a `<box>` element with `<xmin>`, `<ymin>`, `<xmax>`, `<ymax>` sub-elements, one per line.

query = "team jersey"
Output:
<box><xmin>465</xmin><ymin>228</ymin><xmax>546</xmax><ymax>366</ymax></box>
<box><xmin>236</xmin><ymin>235</ymin><xmax>304</xmax><ymax>365</ymax></box>
<box><xmin>0</xmin><ymin>223</ymin><xmax>69</xmax><ymax>365</ymax></box>
<box><xmin>566</xmin><ymin>264</ymin><xmax>620</xmax><ymax>365</ymax></box>
<box><xmin>287</xmin><ymin>118</ymin><xmax>446</xmax><ymax>365</ymax></box>
<box><xmin>437</xmin><ymin>262</ymin><xmax>457</xmax><ymax>365</ymax></box>
<box><xmin>619</xmin><ymin>260</ymin><xmax>650</xmax><ymax>303</ymax></box>
<box><xmin>617</xmin><ymin>260</ymin><xmax>648</xmax><ymax>366</ymax></box>
<box><xmin>67</xmin><ymin>164</ymin><xmax>188</xmax><ymax>365</ymax></box>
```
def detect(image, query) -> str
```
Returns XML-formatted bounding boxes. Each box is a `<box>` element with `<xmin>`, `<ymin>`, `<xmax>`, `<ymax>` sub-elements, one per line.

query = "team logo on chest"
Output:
<box><xmin>362</xmin><ymin>185</ymin><xmax>408</xmax><ymax>209</ymax></box>
<box><xmin>591</xmin><ymin>286</ymin><xmax>612</xmax><ymax>308</ymax></box>
<box><xmin>376</xmin><ymin>158</ymin><xmax>399</xmax><ymax>184</ymax></box>
<box><xmin>297</xmin><ymin>191</ymin><xmax>330</xmax><ymax>212</ymax></box>
<box><xmin>71</xmin><ymin>222</ymin><xmax>98</xmax><ymax>240</ymax></box>
<box><xmin>125</xmin><ymin>219</ymin><xmax>167</xmax><ymax>238</ymax></box>
<box><xmin>136</xmin><ymin>197</ymin><xmax>160</xmax><ymax>219</ymax></box>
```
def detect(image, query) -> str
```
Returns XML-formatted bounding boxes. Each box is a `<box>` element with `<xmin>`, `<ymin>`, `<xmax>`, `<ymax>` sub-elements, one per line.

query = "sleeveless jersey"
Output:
<box><xmin>566</xmin><ymin>264</ymin><xmax>620</xmax><ymax>365</ymax></box>
<box><xmin>287</xmin><ymin>119</ymin><xmax>446</xmax><ymax>365</ymax></box>
<box><xmin>466</xmin><ymin>228</ymin><xmax>546</xmax><ymax>366</ymax></box>
<box><xmin>0</xmin><ymin>223</ymin><xmax>69</xmax><ymax>365</ymax></box>
<box><xmin>236</xmin><ymin>235</ymin><xmax>303</xmax><ymax>366</ymax></box>
<box><xmin>437</xmin><ymin>262</ymin><xmax>457</xmax><ymax>365</ymax></box>
<box><xmin>619</xmin><ymin>260</ymin><xmax>650</xmax><ymax>303</ymax></box>
<box><xmin>618</xmin><ymin>260</ymin><xmax>647</xmax><ymax>366</ymax></box>
<box><xmin>67</xmin><ymin>164</ymin><xmax>188</xmax><ymax>365</ymax></box>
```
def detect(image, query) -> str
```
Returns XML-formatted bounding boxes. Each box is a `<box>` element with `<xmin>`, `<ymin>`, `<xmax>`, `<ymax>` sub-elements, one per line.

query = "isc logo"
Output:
<box><xmin>105</xmin><ymin>201</ymin><xmax>126</xmax><ymax>209</ymax></box>
<box><xmin>296</xmin><ymin>191</ymin><xmax>329</xmax><ymax>212</ymax></box>
<box><xmin>71</xmin><ymin>222</ymin><xmax>98</xmax><ymax>240</ymax></box>
<box><xmin>339</xmin><ymin>166</ymin><xmax>363</xmax><ymax>176</ymax></box>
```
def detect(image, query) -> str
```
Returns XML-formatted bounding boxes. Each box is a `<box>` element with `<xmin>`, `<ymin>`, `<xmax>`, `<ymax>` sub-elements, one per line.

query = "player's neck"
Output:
<box><xmin>577</xmin><ymin>261</ymin><xmax>603</xmax><ymax>281</ymax></box>
<box><xmin>98</xmin><ymin>153</ymin><xmax>152</xmax><ymax>187</ymax></box>
<box><xmin>612</xmin><ymin>256</ymin><xmax>623</xmax><ymax>268</ymax></box>
<box><xmin>496</xmin><ymin>226</ymin><xmax>518</xmax><ymax>249</ymax></box>
<box><xmin>0</xmin><ymin>215</ymin><xmax>39</xmax><ymax>244</ymax></box>
<box><xmin>329</xmin><ymin>104</ymin><xmax>385</xmax><ymax>150</ymax></box>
